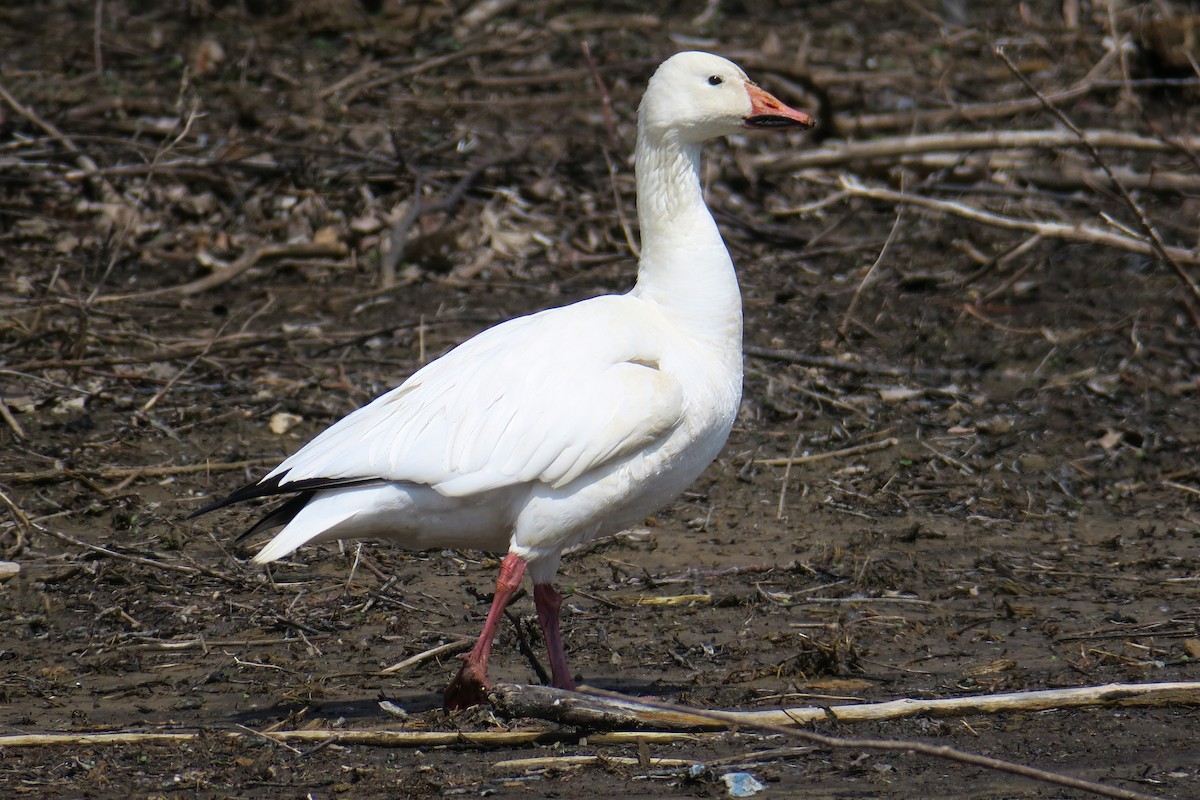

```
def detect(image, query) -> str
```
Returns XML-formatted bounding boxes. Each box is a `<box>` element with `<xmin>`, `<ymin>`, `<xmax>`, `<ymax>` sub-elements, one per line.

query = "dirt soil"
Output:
<box><xmin>3</xmin><ymin>1</ymin><xmax>1200</xmax><ymax>798</ymax></box>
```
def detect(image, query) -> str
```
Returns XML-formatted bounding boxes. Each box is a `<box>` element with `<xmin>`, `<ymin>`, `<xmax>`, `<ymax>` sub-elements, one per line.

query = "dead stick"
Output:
<box><xmin>825</xmin><ymin>42</ymin><xmax>1118</xmax><ymax>134</ymax></box>
<box><xmin>0</xmin><ymin>730</ymin><xmax>554</xmax><ymax>749</ymax></box>
<box><xmin>1015</xmin><ymin>164</ymin><xmax>1200</xmax><ymax>194</ymax></box>
<box><xmin>6</xmin><ymin>330</ymin><xmax>289</xmax><ymax>373</ymax></box>
<box><xmin>0</xmin><ymin>397</ymin><xmax>26</xmax><ymax>440</ymax></box>
<box><xmin>0</xmin><ymin>457</ymin><xmax>277</xmax><ymax>485</ymax></box>
<box><xmin>839</xmin><ymin>188</ymin><xmax>903</xmax><ymax>336</ymax></box>
<box><xmin>993</xmin><ymin>46</ymin><xmax>1200</xmax><ymax>318</ymax></box>
<box><xmin>755</xmin><ymin>128</ymin><xmax>1197</xmax><ymax>173</ymax></box>
<box><xmin>0</xmin><ymin>732</ymin><xmax>199</xmax><ymax>747</ymax></box>
<box><xmin>380</xmin><ymin>155</ymin><xmax>515</xmax><ymax>285</ymax></box>
<box><xmin>755</xmin><ymin>437</ymin><xmax>899</xmax><ymax>467</ymax></box>
<box><xmin>495</xmin><ymin>680</ymin><xmax>1200</xmax><ymax>728</ymax></box>
<box><xmin>379</xmin><ymin>175</ymin><xmax>426</xmax><ymax>288</ymax></box>
<box><xmin>846</xmin><ymin>85</ymin><xmax>1096</xmax><ymax>133</ymax></box>
<box><xmin>744</xmin><ymin>342</ymin><xmax>965</xmax><ymax>379</ymax></box>
<box><xmin>492</xmin><ymin>754</ymin><xmax>696</xmax><ymax>771</ymax></box>
<box><xmin>0</xmin><ymin>77</ymin><xmax>121</xmax><ymax>205</ymax></box>
<box><xmin>833</xmin><ymin>175</ymin><xmax>1200</xmax><ymax>265</ymax></box>
<box><xmin>336</xmin><ymin>34</ymin><xmax>538</xmax><ymax>104</ymax></box>
<box><xmin>891</xmin><ymin>157</ymin><xmax>1200</xmax><ymax>195</ymax></box>
<box><xmin>581</xmin><ymin>40</ymin><xmax>624</xmax><ymax>157</ymax></box>
<box><xmin>0</xmin><ymin>487</ymin><xmax>31</xmax><ymax>555</ymax></box>
<box><xmin>96</xmin><ymin>241</ymin><xmax>349</xmax><ymax>302</ymax></box>
<box><xmin>0</xmin><ymin>728</ymin><xmax>693</xmax><ymax>750</ymax></box>
<box><xmin>494</xmin><ymin>684</ymin><xmax>1171</xmax><ymax>800</ymax></box>
<box><xmin>378</xmin><ymin>638</ymin><xmax>474</xmax><ymax>675</ymax></box>
<box><xmin>32</xmin><ymin>523</ymin><xmax>233</xmax><ymax>581</ymax></box>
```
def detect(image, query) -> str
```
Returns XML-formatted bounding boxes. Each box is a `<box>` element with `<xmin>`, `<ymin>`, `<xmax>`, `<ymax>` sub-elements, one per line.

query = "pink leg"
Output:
<box><xmin>444</xmin><ymin>552</ymin><xmax>526</xmax><ymax>711</ymax></box>
<box><xmin>534</xmin><ymin>583</ymin><xmax>576</xmax><ymax>691</ymax></box>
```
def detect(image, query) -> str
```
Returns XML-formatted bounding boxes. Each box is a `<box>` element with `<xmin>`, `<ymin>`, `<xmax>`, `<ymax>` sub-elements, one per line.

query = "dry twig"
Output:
<box><xmin>755</xmin><ymin>437</ymin><xmax>899</xmax><ymax>467</ymax></box>
<box><xmin>745</xmin><ymin>343</ymin><xmax>965</xmax><ymax>380</ymax></box>
<box><xmin>755</xmin><ymin>128</ymin><xmax>1197</xmax><ymax>173</ymax></box>
<box><xmin>0</xmin><ymin>728</ymin><xmax>690</xmax><ymax>749</ymax></box>
<box><xmin>379</xmin><ymin>154</ymin><xmax>518</xmax><ymax>286</ymax></box>
<box><xmin>993</xmin><ymin>45</ymin><xmax>1200</xmax><ymax>319</ymax></box>
<box><xmin>0</xmin><ymin>457</ymin><xmax>278</xmax><ymax>485</ymax></box>
<box><xmin>839</xmin><ymin>188</ymin><xmax>903</xmax><ymax>337</ymax></box>
<box><xmin>377</xmin><ymin>638</ymin><xmax>474</xmax><ymax>675</ymax></box>
<box><xmin>494</xmin><ymin>680</ymin><xmax>1200</xmax><ymax>729</ymax></box>
<box><xmin>96</xmin><ymin>241</ymin><xmax>350</xmax><ymax>302</ymax></box>
<box><xmin>493</xmin><ymin>683</ymin><xmax>1181</xmax><ymax>800</ymax></box>
<box><xmin>0</xmin><ymin>77</ymin><xmax>122</xmax><ymax>205</ymax></box>
<box><xmin>829</xmin><ymin>175</ymin><xmax>1200</xmax><ymax>266</ymax></box>
<box><xmin>33</xmin><ymin>522</ymin><xmax>231</xmax><ymax>581</ymax></box>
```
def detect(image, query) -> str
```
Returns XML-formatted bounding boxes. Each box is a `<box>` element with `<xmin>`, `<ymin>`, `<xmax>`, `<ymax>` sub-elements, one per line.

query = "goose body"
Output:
<box><xmin>195</xmin><ymin>51</ymin><xmax>812</xmax><ymax>709</ymax></box>
<box><xmin>250</xmin><ymin>293</ymin><xmax>739</xmax><ymax>577</ymax></box>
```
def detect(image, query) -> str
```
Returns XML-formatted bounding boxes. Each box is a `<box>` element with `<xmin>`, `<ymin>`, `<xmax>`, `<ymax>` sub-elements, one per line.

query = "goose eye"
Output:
<box><xmin>707</xmin><ymin>75</ymin><xmax>723</xmax><ymax>86</ymax></box>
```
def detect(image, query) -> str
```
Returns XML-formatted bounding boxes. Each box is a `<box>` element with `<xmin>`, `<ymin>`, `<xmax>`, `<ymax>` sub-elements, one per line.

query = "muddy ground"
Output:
<box><xmin>2</xmin><ymin>1</ymin><xmax>1200</xmax><ymax>798</ymax></box>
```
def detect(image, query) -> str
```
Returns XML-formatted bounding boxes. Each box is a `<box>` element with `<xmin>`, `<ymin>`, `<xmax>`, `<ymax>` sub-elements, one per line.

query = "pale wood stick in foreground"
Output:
<box><xmin>492</xmin><ymin>744</ymin><xmax>814</xmax><ymax>772</ymax></box>
<box><xmin>493</xmin><ymin>683</ymin><xmax>1174</xmax><ymax>800</ymax></box>
<box><xmin>491</xmin><ymin>754</ymin><xmax>695</xmax><ymax>771</ymax></box>
<box><xmin>490</xmin><ymin>680</ymin><xmax>1200</xmax><ymax>730</ymax></box>
<box><xmin>0</xmin><ymin>728</ymin><xmax>694</xmax><ymax>749</ymax></box>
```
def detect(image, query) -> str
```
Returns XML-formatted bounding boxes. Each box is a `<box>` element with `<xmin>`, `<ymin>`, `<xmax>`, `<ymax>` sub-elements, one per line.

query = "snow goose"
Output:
<box><xmin>194</xmin><ymin>51</ymin><xmax>813</xmax><ymax>710</ymax></box>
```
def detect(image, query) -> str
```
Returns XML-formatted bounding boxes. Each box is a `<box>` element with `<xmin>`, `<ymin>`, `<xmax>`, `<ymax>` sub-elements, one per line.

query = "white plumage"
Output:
<box><xmin>196</xmin><ymin>51</ymin><xmax>813</xmax><ymax>709</ymax></box>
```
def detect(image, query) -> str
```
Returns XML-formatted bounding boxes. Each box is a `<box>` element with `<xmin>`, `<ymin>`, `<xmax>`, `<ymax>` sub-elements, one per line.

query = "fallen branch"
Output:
<box><xmin>0</xmin><ymin>78</ymin><xmax>123</xmax><ymax>205</ymax></box>
<box><xmin>755</xmin><ymin>437</ymin><xmax>899</xmax><ymax>467</ymax></box>
<box><xmin>608</xmin><ymin>593</ymin><xmax>713</xmax><ymax>607</ymax></box>
<box><xmin>993</xmin><ymin>45</ymin><xmax>1200</xmax><ymax>320</ymax></box>
<box><xmin>830</xmin><ymin>175</ymin><xmax>1200</xmax><ymax>265</ymax></box>
<box><xmin>0</xmin><ymin>397</ymin><xmax>26</xmax><ymax>440</ymax></box>
<box><xmin>840</xmin><ymin>184</ymin><xmax>904</xmax><ymax>336</ymax></box>
<box><xmin>490</xmin><ymin>754</ymin><xmax>694</xmax><ymax>772</ymax></box>
<box><xmin>4</xmin><ymin>330</ymin><xmax>289</xmax><ymax>373</ymax></box>
<box><xmin>753</xmin><ymin>128</ymin><xmax>1197</xmax><ymax>173</ymax></box>
<box><xmin>493</xmin><ymin>683</ymin><xmax>1178</xmax><ymax>800</ymax></box>
<box><xmin>490</xmin><ymin>680</ymin><xmax>1200</xmax><ymax>730</ymax></box>
<box><xmin>32</xmin><ymin>523</ymin><xmax>232</xmax><ymax>581</ymax></box>
<box><xmin>493</xmin><ymin>744</ymin><xmax>813</xmax><ymax>773</ymax></box>
<box><xmin>744</xmin><ymin>343</ymin><xmax>966</xmax><ymax>380</ymax></box>
<box><xmin>0</xmin><ymin>727</ymin><xmax>692</xmax><ymax>750</ymax></box>
<box><xmin>0</xmin><ymin>488</ymin><xmax>235</xmax><ymax>580</ymax></box>
<box><xmin>379</xmin><ymin>152</ymin><xmax>518</xmax><ymax>286</ymax></box>
<box><xmin>903</xmin><ymin>157</ymin><xmax>1200</xmax><ymax>195</ymax></box>
<box><xmin>377</xmin><ymin>638</ymin><xmax>474</xmax><ymax>675</ymax></box>
<box><xmin>4</xmin><ymin>679</ymin><xmax>1184</xmax><ymax>800</ymax></box>
<box><xmin>96</xmin><ymin>241</ymin><xmax>350</xmax><ymax>302</ymax></box>
<box><xmin>842</xmin><ymin>85</ymin><xmax>1096</xmax><ymax>133</ymax></box>
<box><xmin>0</xmin><ymin>732</ymin><xmax>199</xmax><ymax>748</ymax></box>
<box><xmin>0</xmin><ymin>457</ymin><xmax>278</xmax><ymax>485</ymax></box>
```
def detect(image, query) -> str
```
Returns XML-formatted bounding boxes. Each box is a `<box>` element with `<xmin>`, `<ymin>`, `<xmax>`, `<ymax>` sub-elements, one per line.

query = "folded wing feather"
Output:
<box><xmin>262</xmin><ymin>296</ymin><xmax>685</xmax><ymax>498</ymax></box>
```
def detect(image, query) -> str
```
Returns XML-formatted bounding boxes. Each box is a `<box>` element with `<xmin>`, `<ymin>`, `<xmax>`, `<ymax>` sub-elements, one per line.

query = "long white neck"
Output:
<box><xmin>630</xmin><ymin>127</ymin><xmax>743</xmax><ymax>356</ymax></box>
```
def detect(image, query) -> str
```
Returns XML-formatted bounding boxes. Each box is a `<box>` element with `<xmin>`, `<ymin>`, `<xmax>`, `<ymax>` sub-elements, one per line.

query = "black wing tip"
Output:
<box><xmin>188</xmin><ymin>472</ymin><xmax>292</xmax><ymax>519</ymax></box>
<box><xmin>232</xmin><ymin>491</ymin><xmax>316</xmax><ymax>544</ymax></box>
<box><xmin>190</xmin><ymin>473</ymin><xmax>384</xmax><ymax>520</ymax></box>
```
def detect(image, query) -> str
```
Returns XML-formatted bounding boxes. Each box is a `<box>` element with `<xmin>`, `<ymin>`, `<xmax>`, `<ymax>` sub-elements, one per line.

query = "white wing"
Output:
<box><xmin>265</xmin><ymin>295</ymin><xmax>685</xmax><ymax>497</ymax></box>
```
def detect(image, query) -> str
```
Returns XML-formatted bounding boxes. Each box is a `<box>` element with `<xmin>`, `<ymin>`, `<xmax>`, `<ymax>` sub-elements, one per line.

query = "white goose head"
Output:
<box><xmin>638</xmin><ymin>51</ymin><xmax>814</xmax><ymax>144</ymax></box>
<box><xmin>631</xmin><ymin>52</ymin><xmax>813</xmax><ymax>343</ymax></box>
